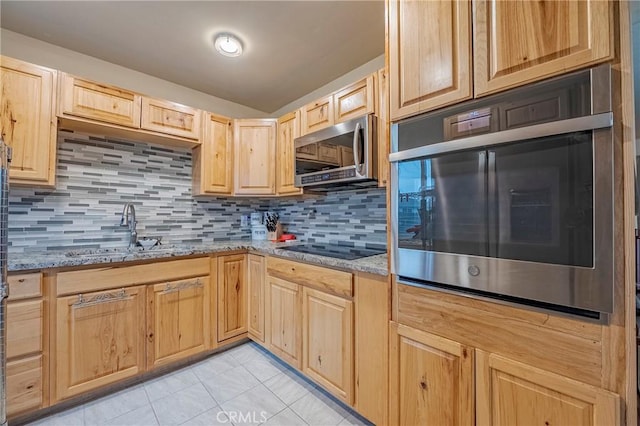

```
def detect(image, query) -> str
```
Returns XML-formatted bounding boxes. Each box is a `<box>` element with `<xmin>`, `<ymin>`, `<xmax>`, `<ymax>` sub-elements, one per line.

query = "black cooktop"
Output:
<box><xmin>279</xmin><ymin>243</ymin><xmax>386</xmax><ymax>260</ymax></box>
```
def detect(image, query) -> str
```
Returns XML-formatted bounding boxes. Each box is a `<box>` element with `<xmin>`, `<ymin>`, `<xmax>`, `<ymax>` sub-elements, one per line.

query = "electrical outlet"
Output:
<box><xmin>240</xmin><ymin>214</ymin><xmax>250</xmax><ymax>227</ymax></box>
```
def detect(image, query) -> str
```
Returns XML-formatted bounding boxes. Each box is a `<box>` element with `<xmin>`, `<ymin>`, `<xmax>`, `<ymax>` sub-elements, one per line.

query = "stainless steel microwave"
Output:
<box><xmin>294</xmin><ymin>114</ymin><xmax>377</xmax><ymax>191</ymax></box>
<box><xmin>390</xmin><ymin>65</ymin><xmax>614</xmax><ymax>317</ymax></box>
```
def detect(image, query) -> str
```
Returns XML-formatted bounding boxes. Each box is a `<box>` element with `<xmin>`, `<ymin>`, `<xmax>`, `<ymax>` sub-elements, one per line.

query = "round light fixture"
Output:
<box><xmin>214</xmin><ymin>33</ymin><xmax>243</xmax><ymax>57</ymax></box>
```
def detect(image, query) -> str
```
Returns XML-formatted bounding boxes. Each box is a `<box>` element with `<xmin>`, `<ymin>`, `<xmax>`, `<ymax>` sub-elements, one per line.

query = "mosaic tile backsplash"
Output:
<box><xmin>9</xmin><ymin>131</ymin><xmax>387</xmax><ymax>253</ymax></box>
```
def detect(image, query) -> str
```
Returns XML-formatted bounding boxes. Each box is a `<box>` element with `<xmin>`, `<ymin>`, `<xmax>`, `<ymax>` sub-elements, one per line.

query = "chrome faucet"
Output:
<box><xmin>120</xmin><ymin>203</ymin><xmax>138</xmax><ymax>248</ymax></box>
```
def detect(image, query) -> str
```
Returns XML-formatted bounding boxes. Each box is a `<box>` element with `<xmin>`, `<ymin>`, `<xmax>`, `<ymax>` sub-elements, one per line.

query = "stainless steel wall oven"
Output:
<box><xmin>390</xmin><ymin>65</ymin><xmax>614</xmax><ymax>318</ymax></box>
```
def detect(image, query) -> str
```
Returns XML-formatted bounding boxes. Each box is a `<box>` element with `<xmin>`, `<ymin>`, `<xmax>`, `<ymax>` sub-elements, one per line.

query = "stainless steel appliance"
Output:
<box><xmin>294</xmin><ymin>114</ymin><xmax>377</xmax><ymax>191</ymax></box>
<box><xmin>390</xmin><ymin>65</ymin><xmax>614</xmax><ymax>318</ymax></box>
<box><xmin>0</xmin><ymin>140</ymin><xmax>10</xmax><ymax>426</ymax></box>
<box><xmin>279</xmin><ymin>243</ymin><xmax>385</xmax><ymax>260</ymax></box>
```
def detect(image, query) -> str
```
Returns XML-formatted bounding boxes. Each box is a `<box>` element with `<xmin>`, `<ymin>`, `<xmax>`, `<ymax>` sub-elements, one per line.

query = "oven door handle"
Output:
<box><xmin>389</xmin><ymin>112</ymin><xmax>613</xmax><ymax>162</ymax></box>
<box><xmin>487</xmin><ymin>151</ymin><xmax>497</xmax><ymax>257</ymax></box>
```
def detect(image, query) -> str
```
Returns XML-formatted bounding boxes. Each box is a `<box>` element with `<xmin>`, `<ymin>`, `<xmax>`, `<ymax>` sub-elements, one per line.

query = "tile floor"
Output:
<box><xmin>30</xmin><ymin>342</ymin><xmax>371</xmax><ymax>426</ymax></box>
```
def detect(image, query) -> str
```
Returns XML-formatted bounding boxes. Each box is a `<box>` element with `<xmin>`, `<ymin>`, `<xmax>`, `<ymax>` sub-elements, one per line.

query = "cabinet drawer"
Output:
<box><xmin>141</xmin><ymin>98</ymin><xmax>202</xmax><ymax>140</ymax></box>
<box><xmin>7</xmin><ymin>355</ymin><xmax>42</xmax><ymax>417</ymax></box>
<box><xmin>59</xmin><ymin>73</ymin><xmax>142</xmax><ymax>128</ymax></box>
<box><xmin>301</xmin><ymin>96</ymin><xmax>334</xmax><ymax>135</ymax></box>
<box><xmin>7</xmin><ymin>300</ymin><xmax>43</xmax><ymax>359</ymax></box>
<box><xmin>267</xmin><ymin>257</ymin><xmax>352</xmax><ymax>298</ymax></box>
<box><xmin>333</xmin><ymin>76</ymin><xmax>375</xmax><ymax>124</ymax></box>
<box><xmin>8</xmin><ymin>273</ymin><xmax>42</xmax><ymax>301</ymax></box>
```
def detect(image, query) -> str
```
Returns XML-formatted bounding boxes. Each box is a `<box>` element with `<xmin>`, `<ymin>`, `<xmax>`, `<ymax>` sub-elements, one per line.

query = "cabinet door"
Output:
<box><xmin>59</xmin><ymin>73</ymin><xmax>142</xmax><ymax>128</ymax></box>
<box><xmin>476</xmin><ymin>350</ymin><xmax>620</xmax><ymax>426</ymax></box>
<box><xmin>55</xmin><ymin>286</ymin><xmax>146</xmax><ymax>401</ymax></box>
<box><xmin>247</xmin><ymin>255</ymin><xmax>266</xmax><ymax>343</ymax></box>
<box><xmin>388</xmin><ymin>0</ymin><xmax>472</xmax><ymax>120</ymax></box>
<box><xmin>141</xmin><ymin>97</ymin><xmax>202</xmax><ymax>140</ymax></box>
<box><xmin>276</xmin><ymin>111</ymin><xmax>302</xmax><ymax>196</ymax></box>
<box><xmin>300</xmin><ymin>95</ymin><xmax>334</xmax><ymax>135</ymax></box>
<box><xmin>7</xmin><ymin>355</ymin><xmax>42</xmax><ymax>417</ymax></box>
<box><xmin>193</xmin><ymin>113</ymin><xmax>233</xmax><ymax>195</ymax></box>
<box><xmin>267</xmin><ymin>276</ymin><xmax>302</xmax><ymax>369</ymax></box>
<box><xmin>473</xmin><ymin>0</ymin><xmax>613</xmax><ymax>96</ymax></box>
<box><xmin>233</xmin><ymin>119</ymin><xmax>277</xmax><ymax>195</ymax></box>
<box><xmin>147</xmin><ymin>277</ymin><xmax>210</xmax><ymax>368</ymax></box>
<box><xmin>302</xmin><ymin>287</ymin><xmax>353</xmax><ymax>404</ymax></box>
<box><xmin>7</xmin><ymin>300</ymin><xmax>43</xmax><ymax>359</ymax></box>
<box><xmin>389</xmin><ymin>323</ymin><xmax>474</xmax><ymax>426</ymax></box>
<box><xmin>217</xmin><ymin>254</ymin><xmax>247</xmax><ymax>341</ymax></box>
<box><xmin>0</xmin><ymin>56</ymin><xmax>57</xmax><ymax>186</ymax></box>
<box><xmin>333</xmin><ymin>75</ymin><xmax>375</xmax><ymax>124</ymax></box>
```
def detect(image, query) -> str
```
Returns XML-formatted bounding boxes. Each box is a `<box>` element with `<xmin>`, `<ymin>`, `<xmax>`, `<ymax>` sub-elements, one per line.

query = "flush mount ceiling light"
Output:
<box><xmin>214</xmin><ymin>33</ymin><xmax>243</xmax><ymax>57</ymax></box>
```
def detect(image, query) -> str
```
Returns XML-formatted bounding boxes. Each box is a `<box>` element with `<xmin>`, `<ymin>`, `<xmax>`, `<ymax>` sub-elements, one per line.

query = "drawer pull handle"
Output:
<box><xmin>163</xmin><ymin>279</ymin><xmax>203</xmax><ymax>295</ymax></box>
<box><xmin>17</xmin><ymin>279</ymin><xmax>25</xmax><ymax>283</ymax></box>
<box><xmin>73</xmin><ymin>288</ymin><xmax>130</xmax><ymax>308</ymax></box>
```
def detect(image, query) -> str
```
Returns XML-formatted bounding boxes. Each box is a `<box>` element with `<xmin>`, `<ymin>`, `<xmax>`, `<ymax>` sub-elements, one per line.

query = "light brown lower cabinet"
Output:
<box><xmin>147</xmin><ymin>276</ymin><xmax>210</xmax><ymax>368</ymax></box>
<box><xmin>476</xmin><ymin>350</ymin><xmax>620</xmax><ymax>426</ymax></box>
<box><xmin>6</xmin><ymin>272</ymin><xmax>45</xmax><ymax>418</ymax></box>
<box><xmin>302</xmin><ymin>287</ymin><xmax>353</xmax><ymax>405</ymax></box>
<box><xmin>389</xmin><ymin>322</ymin><xmax>622</xmax><ymax>426</ymax></box>
<box><xmin>55</xmin><ymin>286</ymin><xmax>146</xmax><ymax>400</ymax></box>
<box><xmin>247</xmin><ymin>254</ymin><xmax>266</xmax><ymax>343</ymax></box>
<box><xmin>7</xmin><ymin>355</ymin><xmax>43</xmax><ymax>417</ymax></box>
<box><xmin>217</xmin><ymin>254</ymin><xmax>248</xmax><ymax>342</ymax></box>
<box><xmin>389</xmin><ymin>322</ymin><xmax>474</xmax><ymax>426</ymax></box>
<box><xmin>266</xmin><ymin>276</ymin><xmax>302</xmax><ymax>368</ymax></box>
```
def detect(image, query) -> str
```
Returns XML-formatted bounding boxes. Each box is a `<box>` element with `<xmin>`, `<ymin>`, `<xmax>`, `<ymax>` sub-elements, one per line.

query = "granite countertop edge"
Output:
<box><xmin>9</xmin><ymin>241</ymin><xmax>389</xmax><ymax>276</ymax></box>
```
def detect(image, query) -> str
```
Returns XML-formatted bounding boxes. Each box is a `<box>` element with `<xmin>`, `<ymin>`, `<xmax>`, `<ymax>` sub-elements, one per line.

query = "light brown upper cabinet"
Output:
<box><xmin>387</xmin><ymin>0</ymin><xmax>614</xmax><ymax>121</ymax></box>
<box><xmin>58</xmin><ymin>73</ymin><xmax>202</xmax><ymax>147</ymax></box>
<box><xmin>300</xmin><ymin>75</ymin><xmax>377</xmax><ymax>136</ymax></box>
<box><xmin>141</xmin><ymin>97</ymin><xmax>202</xmax><ymax>140</ymax></box>
<box><xmin>300</xmin><ymin>95</ymin><xmax>334</xmax><ymax>135</ymax></box>
<box><xmin>333</xmin><ymin>75</ymin><xmax>375</xmax><ymax>123</ymax></box>
<box><xmin>0</xmin><ymin>56</ymin><xmax>57</xmax><ymax>186</ymax></box>
<box><xmin>59</xmin><ymin>73</ymin><xmax>141</xmax><ymax>128</ymax></box>
<box><xmin>473</xmin><ymin>0</ymin><xmax>613</xmax><ymax>96</ymax></box>
<box><xmin>387</xmin><ymin>0</ymin><xmax>472</xmax><ymax>121</ymax></box>
<box><xmin>193</xmin><ymin>113</ymin><xmax>233</xmax><ymax>196</ymax></box>
<box><xmin>276</xmin><ymin>111</ymin><xmax>302</xmax><ymax>196</ymax></box>
<box><xmin>234</xmin><ymin>119</ymin><xmax>277</xmax><ymax>195</ymax></box>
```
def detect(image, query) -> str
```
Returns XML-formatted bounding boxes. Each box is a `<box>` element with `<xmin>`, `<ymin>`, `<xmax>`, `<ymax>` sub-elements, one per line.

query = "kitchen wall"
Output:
<box><xmin>9</xmin><ymin>132</ymin><xmax>387</xmax><ymax>253</ymax></box>
<box><xmin>0</xmin><ymin>29</ymin><xmax>268</xmax><ymax>118</ymax></box>
<box><xmin>8</xmin><ymin>131</ymin><xmax>269</xmax><ymax>253</ymax></box>
<box><xmin>273</xmin><ymin>190</ymin><xmax>387</xmax><ymax>250</ymax></box>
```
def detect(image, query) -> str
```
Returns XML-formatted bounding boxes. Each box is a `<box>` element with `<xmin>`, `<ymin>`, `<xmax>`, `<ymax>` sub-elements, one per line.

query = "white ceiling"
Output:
<box><xmin>0</xmin><ymin>1</ymin><xmax>385</xmax><ymax>114</ymax></box>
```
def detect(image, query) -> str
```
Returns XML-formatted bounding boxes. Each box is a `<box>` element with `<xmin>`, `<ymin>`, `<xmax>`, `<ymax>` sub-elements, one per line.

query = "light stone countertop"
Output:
<box><xmin>9</xmin><ymin>240</ymin><xmax>389</xmax><ymax>276</ymax></box>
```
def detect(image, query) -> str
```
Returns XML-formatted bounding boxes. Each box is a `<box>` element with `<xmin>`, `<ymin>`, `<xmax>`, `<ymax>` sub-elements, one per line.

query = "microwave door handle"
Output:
<box><xmin>353</xmin><ymin>121</ymin><xmax>363</xmax><ymax>176</ymax></box>
<box><xmin>487</xmin><ymin>151</ymin><xmax>498</xmax><ymax>257</ymax></box>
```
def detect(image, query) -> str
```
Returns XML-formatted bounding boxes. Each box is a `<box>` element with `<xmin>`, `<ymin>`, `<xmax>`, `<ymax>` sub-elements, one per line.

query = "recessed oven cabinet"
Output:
<box><xmin>390</xmin><ymin>65</ymin><xmax>614</xmax><ymax>317</ymax></box>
